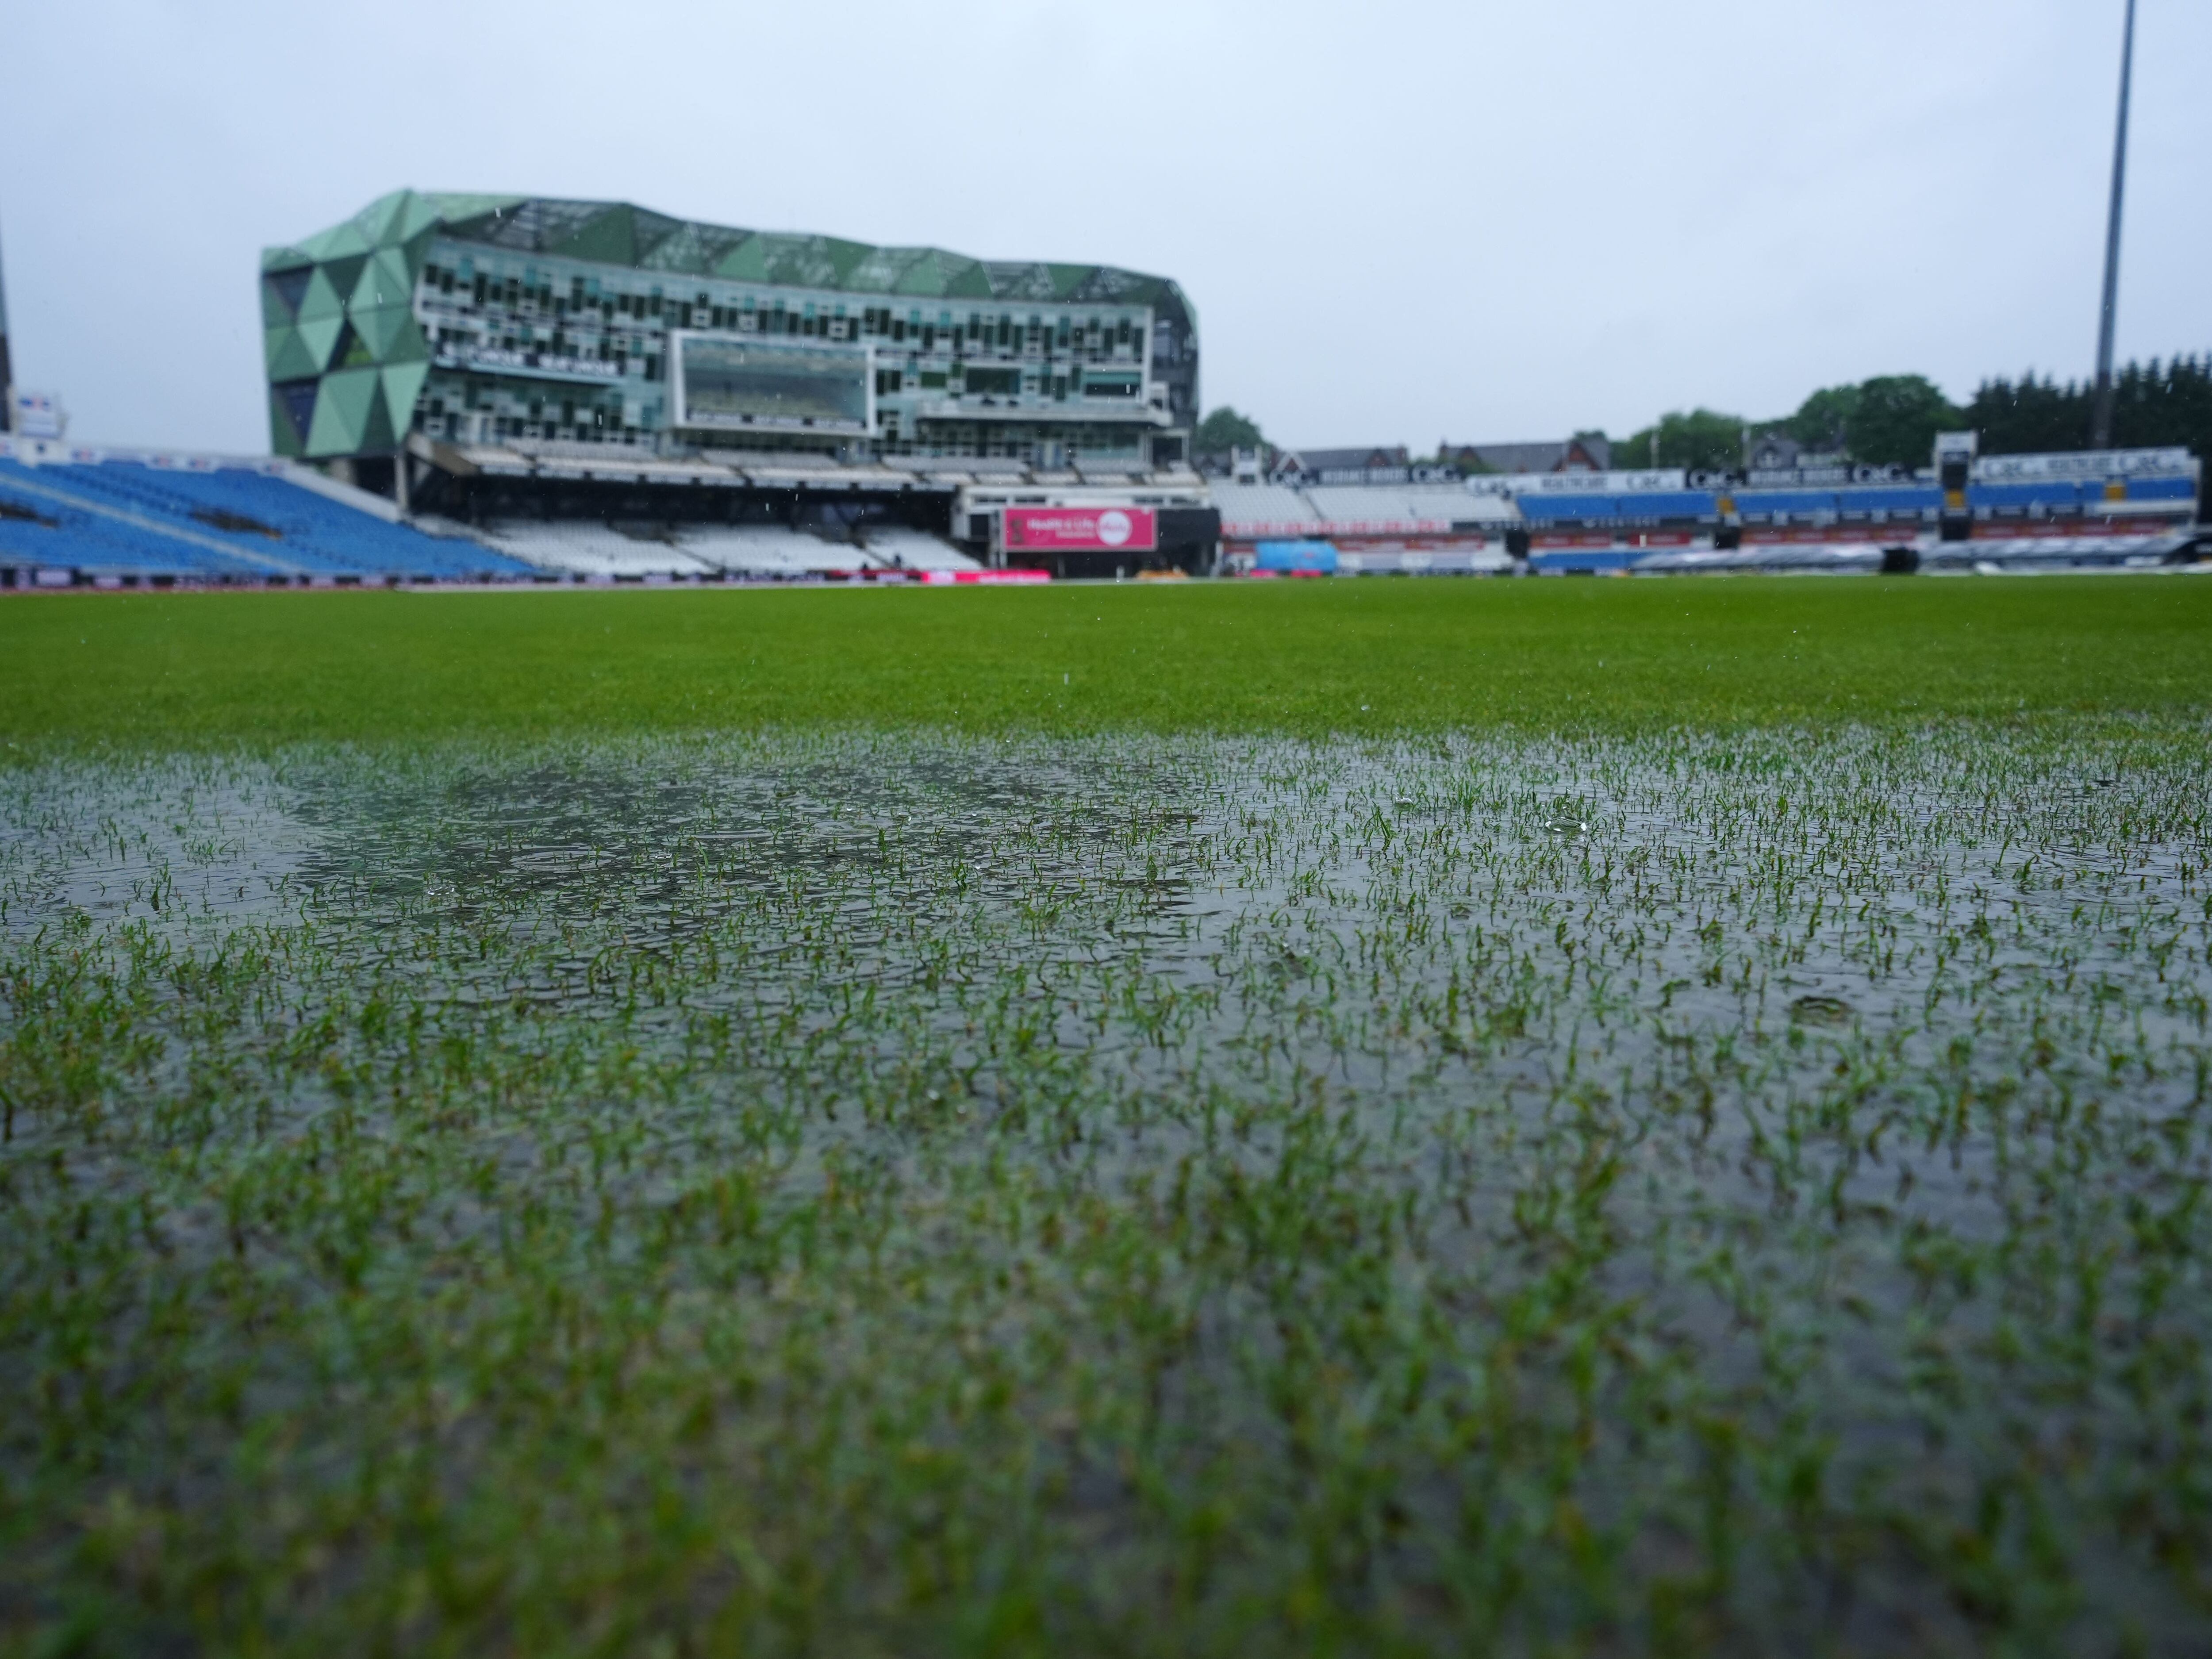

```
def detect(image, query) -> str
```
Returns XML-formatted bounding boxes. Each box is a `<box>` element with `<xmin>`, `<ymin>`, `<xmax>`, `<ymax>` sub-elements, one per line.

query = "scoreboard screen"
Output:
<box><xmin>670</xmin><ymin>334</ymin><xmax>872</xmax><ymax>434</ymax></box>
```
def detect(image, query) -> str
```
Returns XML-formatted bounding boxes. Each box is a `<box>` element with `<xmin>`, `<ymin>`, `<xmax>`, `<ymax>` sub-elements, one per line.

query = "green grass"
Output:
<box><xmin>3</xmin><ymin>572</ymin><xmax>2209</xmax><ymax>749</ymax></box>
<box><xmin>5</xmin><ymin>574</ymin><xmax>2212</xmax><ymax>1655</ymax></box>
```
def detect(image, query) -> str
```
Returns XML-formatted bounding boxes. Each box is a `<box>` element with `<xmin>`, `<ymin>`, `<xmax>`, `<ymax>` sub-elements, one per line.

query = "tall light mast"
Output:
<box><xmin>2090</xmin><ymin>0</ymin><xmax>2138</xmax><ymax>450</ymax></box>
<box><xmin>0</xmin><ymin>217</ymin><xmax>15</xmax><ymax>433</ymax></box>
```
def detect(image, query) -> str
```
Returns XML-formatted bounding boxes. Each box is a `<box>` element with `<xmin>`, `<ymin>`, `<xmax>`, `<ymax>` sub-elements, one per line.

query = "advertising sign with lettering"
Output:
<box><xmin>1004</xmin><ymin>506</ymin><xmax>1157</xmax><ymax>552</ymax></box>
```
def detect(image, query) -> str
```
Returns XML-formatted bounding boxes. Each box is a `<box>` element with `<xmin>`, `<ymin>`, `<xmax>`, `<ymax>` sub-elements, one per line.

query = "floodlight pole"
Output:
<box><xmin>0</xmin><ymin>217</ymin><xmax>15</xmax><ymax>433</ymax></box>
<box><xmin>2090</xmin><ymin>0</ymin><xmax>2137</xmax><ymax>450</ymax></box>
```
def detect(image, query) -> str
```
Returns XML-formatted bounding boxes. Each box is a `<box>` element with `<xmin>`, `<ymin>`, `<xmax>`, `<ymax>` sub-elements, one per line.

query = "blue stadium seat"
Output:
<box><xmin>1516</xmin><ymin>495</ymin><xmax>1622</xmax><ymax>522</ymax></box>
<box><xmin>1968</xmin><ymin>481</ymin><xmax>2083</xmax><ymax>511</ymax></box>
<box><xmin>0</xmin><ymin>460</ymin><xmax>531</xmax><ymax>580</ymax></box>
<box><xmin>1612</xmin><ymin>491</ymin><xmax>1719</xmax><ymax>520</ymax></box>
<box><xmin>1836</xmin><ymin>485</ymin><xmax>1940</xmax><ymax>514</ymax></box>
<box><xmin>1732</xmin><ymin>490</ymin><xmax>1836</xmax><ymax>519</ymax></box>
<box><xmin>2122</xmin><ymin>476</ymin><xmax>2197</xmax><ymax>502</ymax></box>
<box><xmin>1</xmin><ymin>462</ymin><xmax>265</xmax><ymax>578</ymax></box>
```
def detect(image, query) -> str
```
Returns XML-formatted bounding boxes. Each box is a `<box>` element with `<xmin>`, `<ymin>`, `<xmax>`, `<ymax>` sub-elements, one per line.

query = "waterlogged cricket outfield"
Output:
<box><xmin>4</xmin><ymin>576</ymin><xmax>2212</xmax><ymax>1654</ymax></box>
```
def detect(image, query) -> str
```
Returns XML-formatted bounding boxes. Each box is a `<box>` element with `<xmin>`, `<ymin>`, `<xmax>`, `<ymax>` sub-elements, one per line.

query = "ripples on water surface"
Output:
<box><xmin>4</xmin><ymin>724</ymin><xmax>2210</xmax><ymax>1655</ymax></box>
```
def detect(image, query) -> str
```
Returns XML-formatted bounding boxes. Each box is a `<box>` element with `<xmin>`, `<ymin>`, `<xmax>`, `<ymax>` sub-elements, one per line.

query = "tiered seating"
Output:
<box><xmin>1610</xmin><ymin>490</ymin><xmax>1718</xmax><ymax>520</ymax></box>
<box><xmin>1</xmin><ymin>465</ymin><xmax>267</xmax><ymax>579</ymax></box>
<box><xmin>1968</xmin><ymin>481</ymin><xmax>2083</xmax><ymax>511</ymax></box>
<box><xmin>1732</xmin><ymin>489</ymin><xmax>1833</xmax><ymax>522</ymax></box>
<box><xmin>1302</xmin><ymin>485</ymin><xmax>1512</xmax><ymax>527</ymax></box>
<box><xmin>1210</xmin><ymin>482</ymin><xmax>1323</xmax><ymax>533</ymax></box>
<box><xmin>472</xmin><ymin>521</ymin><xmax>721</xmax><ymax>578</ymax></box>
<box><xmin>858</xmin><ymin>526</ymin><xmax>983</xmax><ymax>572</ymax></box>
<box><xmin>1837</xmin><ymin>484</ymin><xmax>1940</xmax><ymax>515</ymax></box>
<box><xmin>679</xmin><ymin>527</ymin><xmax>877</xmax><ymax>578</ymax></box>
<box><xmin>32</xmin><ymin>464</ymin><xmax>526</xmax><ymax>580</ymax></box>
<box><xmin>2118</xmin><ymin>476</ymin><xmax>2196</xmax><ymax>503</ymax></box>
<box><xmin>1515</xmin><ymin>494</ymin><xmax>1619</xmax><ymax>523</ymax></box>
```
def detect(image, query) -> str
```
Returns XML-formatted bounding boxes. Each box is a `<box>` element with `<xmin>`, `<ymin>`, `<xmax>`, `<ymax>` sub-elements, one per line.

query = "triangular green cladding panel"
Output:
<box><xmin>351</xmin><ymin>191</ymin><xmax>409</xmax><ymax>248</ymax></box>
<box><xmin>296</xmin><ymin>266</ymin><xmax>346</xmax><ymax>323</ymax></box>
<box><xmin>350</xmin><ymin>304</ymin><xmax>423</xmax><ymax>365</ymax></box>
<box><xmin>334</xmin><ymin>323</ymin><xmax>380</xmax><ymax>371</ymax></box>
<box><xmin>320</xmin><ymin>254</ymin><xmax>369</xmax><ymax>307</ymax></box>
<box><xmin>348</xmin><ymin>248</ymin><xmax>415</xmax><ymax>314</ymax></box>
<box><xmin>306</xmin><ymin>367</ymin><xmax>380</xmax><ymax>457</ymax></box>
<box><xmin>357</xmin><ymin>387</ymin><xmax>398</xmax><ymax>453</ymax></box>
<box><xmin>263</xmin><ymin>324</ymin><xmax>320</xmax><ymax>382</ymax></box>
<box><xmin>712</xmin><ymin>235</ymin><xmax>768</xmax><ymax>281</ymax></box>
<box><xmin>295</xmin><ymin>313</ymin><xmax>345</xmax><ymax>371</ymax></box>
<box><xmin>550</xmin><ymin>205</ymin><xmax>640</xmax><ymax>266</ymax></box>
<box><xmin>298</xmin><ymin>219</ymin><xmax>370</xmax><ymax>263</ymax></box>
<box><xmin>398</xmin><ymin>227</ymin><xmax>437</xmax><ymax>280</ymax></box>
<box><xmin>393</xmin><ymin>192</ymin><xmax>443</xmax><ymax>245</ymax></box>
<box><xmin>380</xmin><ymin>363</ymin><xmax>429</xmax><ymax>438</ymax></box>
<box><xmin>891</xmin><ymin>251</ymin><xmax>946</xmax><ymax>297</ymax></box>
<box><xmin>944</xmin><ymin>263</ymin><xmax>993</xmax><ymax>300</ymax></box>
<box><xmin>420</xmin><ymin>192</ymin><xmax>526</xmax><ymax>227</ymax></box>
<box><xmin>268</xmin><ymin>387</ymin><xmax>309</xmax><ymax>458</ymax></box>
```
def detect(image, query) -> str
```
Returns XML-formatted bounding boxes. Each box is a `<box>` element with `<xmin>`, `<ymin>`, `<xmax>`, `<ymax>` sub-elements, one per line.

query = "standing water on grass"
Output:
<box><xmin>4</xmin><ymin>723</ymin><xmax>2211</xmax><ymax>1655</ymax></box>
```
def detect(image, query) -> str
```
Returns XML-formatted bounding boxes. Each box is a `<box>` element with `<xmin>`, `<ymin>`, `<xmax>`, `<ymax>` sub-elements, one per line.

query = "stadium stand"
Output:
<box><xmin>465</xmin><ymin>518</ymin><xmax>982</xmax><ymax>581</ymax></box>
<box><xmin>469</xmin><ymin>522</ymin><xmax>721</xmax><ymax>580</ymax></box>
<box><xmin>1304</xmin><ymin>485</ymin><xmax>1513</xmax><ymax>529</ymax></box>
<box><xmin>1968</xmin><ymin>481</ymin><xmax>2085</xmax><ymax>512</ymax></box>
<box><xmin>1733</xmin><ymin>490</ymin><xmax>1836</xmax><ymax>522</ymax></box>
<box><xmin>1609</xmin><ymin>490</ymin><xmax>1719</xmax><ymax>521</ymax></box>
<box><xmin>1</xmin><ymin>465</ymin><xmax>269</xmax><ymax>580</ymax></box>
<box><xmin>1837</xmin><ymin>484</ymin><xmax>1941</xmax><ymax>516</ymax></box>
<box><xmin>0</xmin><ymin>447</ymin><xmax>531</xmax><ymax>584</ymax></box>
<box><xmin>2122</xmin><ymin>476</ymin><xmax>2197</xmax><ymax>503</ymax></box>
<box><xmin>1210</xmin><ymin>481</ymin><xmax>1325</xmax><ymax>535</ymax></box>
<box><xmin>1514</xmin><ymin>495</ymin><xmax>1620</xmax><ymax>524</ymax></box>
<box><xmin>856</xmin><ymin>526</ymin><xmax>984</xmax><ymax>572</ymax></box>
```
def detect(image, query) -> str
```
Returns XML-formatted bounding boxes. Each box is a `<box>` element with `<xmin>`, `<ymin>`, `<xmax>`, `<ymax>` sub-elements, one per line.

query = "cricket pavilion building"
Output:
<box><xmin>257</xmin><ymin>190</ymin><xmax>1214</xmax><ymax>576</ymax></box>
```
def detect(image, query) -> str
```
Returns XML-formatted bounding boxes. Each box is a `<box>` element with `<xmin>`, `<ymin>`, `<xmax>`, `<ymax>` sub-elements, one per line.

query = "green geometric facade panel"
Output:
<box><xmin>349</xmin><ymin>247</ymin><xmax>414</xmax><ymax>313</ymax></box>
<box><xmin>296</xmin><ymin>267</ymin><xmax>346</xmax><ymax>323</ymax></box>
<box><xmin>306</xmin><ymin>366</ymin><xmax>379</xmax><ymax>457</ymax></box>
<box><xmin>379</xmin><ymin>363</ymin><xmax>429</xmax><ymax>435</ymax></box>
<box><xmin>353</xmin><ymin>191</ymin><xmax>406</xmax><ymax>247</ymax></box>
<box><xmin>263</xmin><ymin>324</ymin><xmax>319</xmax><ymax>382</ymax></box>
<box><xmin>268</xmin><ymin>388</ymin><xmax>307</xmax><ymax>458</ymax></box>
<box><xmin>357</xmin><ymin>396</ymin><xmax>396</xmax><ymax>454</ymax></box>
<box><xmin>348</xmin><ymin>303</ymin><xmax>415</xmax><ymax>364</ymax></box>
<box><xmin>394</xmin><ymin>193</ymin><xmax>446</xmax><ymax>244</ymax></box>
<box><xmin>298</xmin><ymin>219</ymin><xmax>370</xmax><ymax>264</ymax></box>
<box><xmin>294</xmin><ymin>314</ymin><xmax>344</xmax><ymax>372</ymax></box>
<box><xmin>261</xmin><ymin>280</ymin><xmax>297</xmax><ymax>329</ymax></box>
<box><xmin>321</xmin><ymin>254</ymin><xmax>369</xmax><ymax>307</ymax></box>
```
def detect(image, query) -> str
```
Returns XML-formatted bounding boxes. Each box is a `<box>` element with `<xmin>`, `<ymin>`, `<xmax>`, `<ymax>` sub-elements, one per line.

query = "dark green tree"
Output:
<box><xmin>1611</xmin><ymin>408</ymin><xmax>1745</xmax><ymax>472</ymax></box>
<box><xmin>1782</xmin><ymin>385</ymin><xmax>1859</xmax><ymax>452</ymax></box>
<box><xmin>1842</xmin><ymin>375</ymin><xmax>1961</xmax><ymax>469</ymax></box>
<box><xmin>1194</xmin><ymin>407</ymin><xmax>1265</xmax><ymax>455</ymax></box>
<box><xmin>1966</xmin><ymin>356</ymin><xmax>2212</xmax><ymax>460</ymax></box>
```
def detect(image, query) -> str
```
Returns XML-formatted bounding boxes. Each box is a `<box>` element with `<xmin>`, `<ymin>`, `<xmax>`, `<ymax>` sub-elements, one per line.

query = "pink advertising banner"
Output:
<box><xmin>1003</xmin><ymin>506</ymin><xmax>1157</xmax><ymax>553</ymax></box>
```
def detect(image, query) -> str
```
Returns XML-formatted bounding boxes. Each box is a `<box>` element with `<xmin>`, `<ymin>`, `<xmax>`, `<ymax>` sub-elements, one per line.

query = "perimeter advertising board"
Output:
<box><xmin>668</xmin><ymin>333</ymin><xmax>873</xmax><ymax>434</ymax></box>
<box><xmin>1004</xmin><ymin>506</ymin><xmax>1157</xmax><ymax>553</ymax></box>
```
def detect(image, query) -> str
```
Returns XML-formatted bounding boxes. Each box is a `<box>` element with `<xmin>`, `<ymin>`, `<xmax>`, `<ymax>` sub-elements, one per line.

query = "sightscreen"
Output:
<box><xmin>670</xmin><ymin>334</ymin><xmax>872</xmax><ymax>434</ymax></box>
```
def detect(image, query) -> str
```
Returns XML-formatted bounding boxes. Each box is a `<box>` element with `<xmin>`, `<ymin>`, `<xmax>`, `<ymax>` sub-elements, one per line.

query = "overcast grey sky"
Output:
<box><xmin>1</xmin><ymin>0</ymin><xmax>2203</xmax><ymax>454</ymax></box>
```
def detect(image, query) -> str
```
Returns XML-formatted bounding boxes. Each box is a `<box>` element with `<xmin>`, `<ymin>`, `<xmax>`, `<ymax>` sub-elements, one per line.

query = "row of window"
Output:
<box><xmin>415</xmin><ymin>261</ymin><xmax>1150</xmax><ymax>361</ymax></box>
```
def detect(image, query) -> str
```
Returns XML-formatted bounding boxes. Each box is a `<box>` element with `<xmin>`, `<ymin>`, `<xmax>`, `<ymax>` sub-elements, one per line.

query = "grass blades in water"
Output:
<box><xmin>3</xmin><ymin>721</ymin><xmax>2211</xmax><ymax>1654</ymax></box>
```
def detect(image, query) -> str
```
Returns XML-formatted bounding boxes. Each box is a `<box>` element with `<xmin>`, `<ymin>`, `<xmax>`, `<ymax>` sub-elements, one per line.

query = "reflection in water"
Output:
<box><xmin>3</xmin><ymin>724</ymin><xmax>2210</xmax><ymax>1650</ymax></box>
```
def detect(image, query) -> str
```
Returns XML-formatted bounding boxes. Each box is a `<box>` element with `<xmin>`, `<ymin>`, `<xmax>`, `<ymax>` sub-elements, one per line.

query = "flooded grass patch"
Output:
<box><xmin>4</xmin><ymin>719</ymin><xmax>2211</xmax><ymax>1653</ymax></box>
